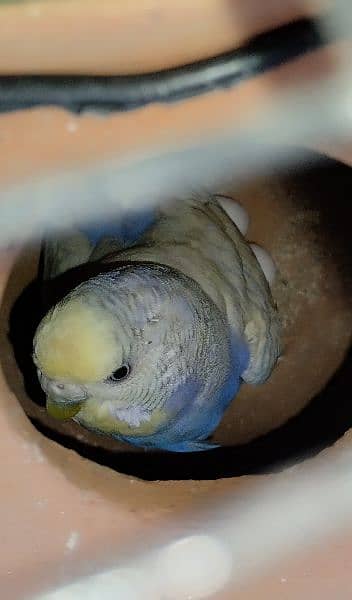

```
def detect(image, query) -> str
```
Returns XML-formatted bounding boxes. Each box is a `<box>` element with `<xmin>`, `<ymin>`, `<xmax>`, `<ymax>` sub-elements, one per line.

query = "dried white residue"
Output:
<box><xmin>66</xmin><ymin>120</ymin><xmax>78</xmax><ymax>133</ymax></box>
<box><xmin>22</xmin><ymin>441</ymin><xmax>46</xmax><ymax>464</ymax></box>
<box><xmin>65</xmin><ymin>531</ymin><xmax>80</xmax><ymax>552</ymax></box>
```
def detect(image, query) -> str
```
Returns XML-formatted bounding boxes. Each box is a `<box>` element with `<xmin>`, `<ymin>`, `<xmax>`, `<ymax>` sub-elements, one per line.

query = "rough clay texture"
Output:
<box><xmin>1</xmin><ymin>163</ymin><xmax>352</xmax><ymax>599</ymax></box>
<box><xmin>12</xmin><ymin>169</ymin><xmax>352</xmax><ymax>450</ymax></box>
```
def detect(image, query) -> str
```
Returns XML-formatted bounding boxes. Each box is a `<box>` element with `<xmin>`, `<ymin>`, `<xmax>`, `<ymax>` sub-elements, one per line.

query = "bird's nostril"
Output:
<box><xmin>56</xmin><ymin>383</ymin><xmax>65</xmax><ymax>391</ymax></box>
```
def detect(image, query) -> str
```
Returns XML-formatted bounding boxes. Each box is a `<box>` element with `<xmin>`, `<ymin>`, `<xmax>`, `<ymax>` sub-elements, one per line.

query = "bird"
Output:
<box><xmin>32</xmin><ymin>194</ymin><xmax>280</xmax><ymax>452</ymax></box>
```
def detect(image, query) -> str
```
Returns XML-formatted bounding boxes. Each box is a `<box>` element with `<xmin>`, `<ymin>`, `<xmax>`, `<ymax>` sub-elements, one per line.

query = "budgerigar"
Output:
<box><xmin>33</xmin><ymin>195</ymin><xmax>280</xmax><ymax>452</ymax></box>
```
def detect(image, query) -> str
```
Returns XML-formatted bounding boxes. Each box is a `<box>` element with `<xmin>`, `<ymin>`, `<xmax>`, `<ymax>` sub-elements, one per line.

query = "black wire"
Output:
<box><xmin>0</xmin><ymin>16</ymin><xmax>334</xmax><ymax>114</ymax></box>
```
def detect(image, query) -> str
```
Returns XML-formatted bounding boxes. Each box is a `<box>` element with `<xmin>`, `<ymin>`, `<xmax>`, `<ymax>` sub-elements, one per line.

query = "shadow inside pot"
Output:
<box><xmin>4</xmin><ymin>153</ymin><xmax>352</xmax><ymax>481</ymax></box>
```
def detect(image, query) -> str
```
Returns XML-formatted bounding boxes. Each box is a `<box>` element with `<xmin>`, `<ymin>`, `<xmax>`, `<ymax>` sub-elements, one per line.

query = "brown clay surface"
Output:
<box><xmin>215</xmin><ymin>173</ymin><xmax>352</xmax><ymax>444</ymax></box>
<box><xmin>0</xmin><ymin>0</ymin><xmax>331</xmax><ymax>75</ymax></box>
<box><xmin>0</xmin><ymin>7</ymin><xmax>350</xmax><ymax>593</ymax></box>
<box><xmin>1</xmin><ymin>163</ymin><xmax>352</xmax><ymax>600</ymax></box>
<box><xmin>8</xmin><ymin>164</ymin><xmax>352</xmax><ymax>454</ymax></box>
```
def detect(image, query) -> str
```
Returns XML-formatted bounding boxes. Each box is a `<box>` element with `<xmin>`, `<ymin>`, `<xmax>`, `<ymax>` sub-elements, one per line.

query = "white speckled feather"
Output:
<box><xmin>103</xmin><ymin>195</ymin><xmax>280</xmax><ymax>384</ymax></box>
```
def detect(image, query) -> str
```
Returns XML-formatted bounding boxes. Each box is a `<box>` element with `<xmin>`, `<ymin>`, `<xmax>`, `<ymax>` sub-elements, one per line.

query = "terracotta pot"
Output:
<box><xmin>1</xmin><ymin>2</ymin><xmax>352</xmax><ymax>599</ymax></box>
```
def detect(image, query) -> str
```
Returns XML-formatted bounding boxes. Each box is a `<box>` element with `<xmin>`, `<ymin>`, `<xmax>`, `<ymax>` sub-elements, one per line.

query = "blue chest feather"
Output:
<box><xmin>119</xmin><ymin>332</ymin><xmax>250</xmax><ymax>453</ymax></box>
<box><xmin>80</xmin><ymin>208</ymin><xmax>156</xmax><ymax>247</ymax></box>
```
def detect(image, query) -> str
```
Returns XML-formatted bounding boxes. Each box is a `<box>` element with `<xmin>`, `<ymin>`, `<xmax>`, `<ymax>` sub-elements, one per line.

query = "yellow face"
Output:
<box><xmin>34</xmin><ymin>297</ymin><xmax>122</xmax><ymax>384</ymax></box>
<box><xmin>34</xmin><ymin>296</ymin><xmax>168</xmax><ymax>434</ymax></box>
<box><xmin>32</xmin><ymin>276</ymin><xmax>198</xmax><ymax>441</ymax></box>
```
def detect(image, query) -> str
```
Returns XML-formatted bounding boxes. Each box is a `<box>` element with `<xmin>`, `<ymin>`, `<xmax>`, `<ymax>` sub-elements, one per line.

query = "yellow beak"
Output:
<box><xmin>46</xmin><ymin>395</ymin><xmax>83</xmax><ymax>420</ymax></box>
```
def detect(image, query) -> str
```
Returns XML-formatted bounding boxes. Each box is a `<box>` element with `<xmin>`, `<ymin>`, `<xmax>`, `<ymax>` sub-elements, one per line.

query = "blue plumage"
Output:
<box><xmin>34</xmin><ymin>195</ymin><xmax>280</xmax><ymax>453</ymax></box>
<box><xmin>80</xmin><ymin>208</ymin><xmax>156</xmax><ymax>247</ymax></box>
<box><xmin>118</xmin><ymin>333</ymin><xmax>249</xmax><ymax>452</ymax></box>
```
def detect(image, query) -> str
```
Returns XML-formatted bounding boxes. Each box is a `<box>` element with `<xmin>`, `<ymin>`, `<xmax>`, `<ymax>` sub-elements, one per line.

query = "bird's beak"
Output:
<box><xmin>46</xmin><ymin>395</ymin><xmax>83</xmax><ymax>420</ymax></box>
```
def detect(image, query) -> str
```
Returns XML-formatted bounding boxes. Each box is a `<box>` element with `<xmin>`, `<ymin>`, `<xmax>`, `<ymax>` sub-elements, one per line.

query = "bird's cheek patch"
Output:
<box><xmin>34</xmin><ymin>299</ymin><xmax>121</xmax><ymax>383</ymax></box>
<box><xmin>78</xmin><ymin>400</ymin><xmax>167</xmax><ymax>436</ymax></box>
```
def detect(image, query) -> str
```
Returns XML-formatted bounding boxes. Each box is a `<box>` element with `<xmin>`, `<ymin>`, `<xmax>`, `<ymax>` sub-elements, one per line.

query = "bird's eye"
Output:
<box><xmin>108</xmin><ymin>364</ymin><xmax>130</xmax><ymax>382</ymax></box>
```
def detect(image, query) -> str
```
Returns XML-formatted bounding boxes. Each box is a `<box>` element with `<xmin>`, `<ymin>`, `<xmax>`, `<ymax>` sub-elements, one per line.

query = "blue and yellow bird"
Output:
<box><xmin>33</xmin><ymin>195</ymin><xmax>280</xmax><ymax>452</ymax></box>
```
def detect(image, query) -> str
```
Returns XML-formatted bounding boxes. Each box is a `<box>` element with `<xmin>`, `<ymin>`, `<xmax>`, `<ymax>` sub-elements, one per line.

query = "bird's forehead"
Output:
<box><xmin>34</xmin><ymin>298</ymin><xmax>121</xmax><ymax>383</ymax></box>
